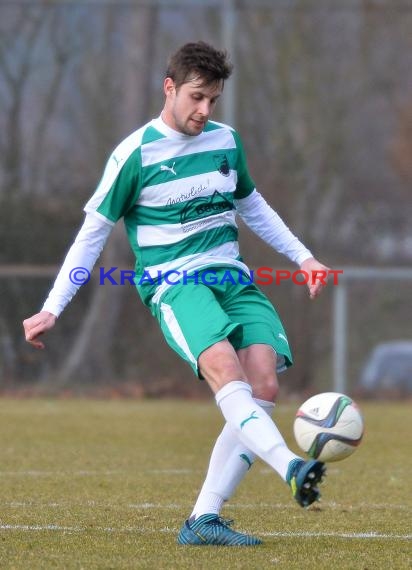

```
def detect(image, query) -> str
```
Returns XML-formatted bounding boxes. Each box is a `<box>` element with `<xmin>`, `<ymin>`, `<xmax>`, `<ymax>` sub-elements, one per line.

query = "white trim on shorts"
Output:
<box><xmin>160</xmin><ymin>302</ymin><xmax>198</xmax><ymax>367</ymax></box>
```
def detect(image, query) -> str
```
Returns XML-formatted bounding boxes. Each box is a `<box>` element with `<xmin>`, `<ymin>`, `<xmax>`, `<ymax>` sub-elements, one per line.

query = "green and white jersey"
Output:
<box><xmin>84</xmin><ymin>116</ymin><xmax>255</xmax><ymax>305</ymax></box>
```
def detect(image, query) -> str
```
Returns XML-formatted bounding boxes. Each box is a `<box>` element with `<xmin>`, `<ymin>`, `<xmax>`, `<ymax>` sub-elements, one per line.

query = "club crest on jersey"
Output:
<box><xmin>213</xmin><ymin>154</ymin><xmax>230</xmax><ymax>177</ymax></box>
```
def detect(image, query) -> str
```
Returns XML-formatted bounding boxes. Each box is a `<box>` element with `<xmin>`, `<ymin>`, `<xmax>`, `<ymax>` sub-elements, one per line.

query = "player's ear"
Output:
<box><xmin>164</xmin><ymin>77</ymin><xmax>176</xmax><ymax>97</ymax></box>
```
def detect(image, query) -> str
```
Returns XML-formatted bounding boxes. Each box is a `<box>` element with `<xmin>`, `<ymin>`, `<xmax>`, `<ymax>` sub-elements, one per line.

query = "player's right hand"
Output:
<box><xmin>23</xmin><ymin>311</ymin><xmax>57</xmax><ymax>349</ymax></box>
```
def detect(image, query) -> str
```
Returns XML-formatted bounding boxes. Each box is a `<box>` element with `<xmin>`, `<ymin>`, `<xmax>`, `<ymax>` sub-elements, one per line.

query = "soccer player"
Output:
<box><xmin>23</xmin><ymin>41</ymin><xmax>329</xmax><ymax>546</ymax></box>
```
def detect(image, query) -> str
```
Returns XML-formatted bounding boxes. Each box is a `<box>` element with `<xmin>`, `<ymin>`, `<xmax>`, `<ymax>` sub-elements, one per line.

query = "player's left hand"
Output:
<box><xmin>300</xmin><ymin>257</ymin><xmax>331</xmax><ymax>300</ymax></box>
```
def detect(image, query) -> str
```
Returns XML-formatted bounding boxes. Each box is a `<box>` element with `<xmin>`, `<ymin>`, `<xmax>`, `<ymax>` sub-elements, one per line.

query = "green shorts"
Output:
<box><xmin>150</xmin><ymin>267</ymin><xmax>293</xmax><ymax>378</ymax></box>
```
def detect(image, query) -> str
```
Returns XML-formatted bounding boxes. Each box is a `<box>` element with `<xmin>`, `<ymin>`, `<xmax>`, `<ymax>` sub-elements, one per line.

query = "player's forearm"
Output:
<box><xmin>41</xmin><ymin>213</ymin><xmax>112</xmax><ymax>317</ymax></box>
<box><xmin>235</xmin><ymin>190</ymin><xmax>313</xmax><ymax>266</ymax></box>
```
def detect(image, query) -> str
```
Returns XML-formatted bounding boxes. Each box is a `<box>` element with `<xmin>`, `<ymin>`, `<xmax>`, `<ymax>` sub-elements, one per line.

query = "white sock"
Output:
<box><xmin>215</xmin><ymin>381</ymin><xmax>299</xmax><ymax>480</ymax></box>
<box><xmin>190</xmin><ymin>399</ymin><xmax>274</xmax><ymax>519</ymax></box>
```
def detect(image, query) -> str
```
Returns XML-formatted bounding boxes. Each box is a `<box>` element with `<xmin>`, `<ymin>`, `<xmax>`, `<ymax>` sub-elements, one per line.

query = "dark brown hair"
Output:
<box><xmin>166</xmin><ymin>41</ymin><xmax>233</xmax><ymax>89</ymax></box>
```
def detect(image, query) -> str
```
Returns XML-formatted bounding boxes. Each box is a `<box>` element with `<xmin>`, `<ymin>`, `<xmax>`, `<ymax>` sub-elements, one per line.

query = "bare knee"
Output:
<box><xmin>252</xmin><ymin>373</ymin><xmax>279</xmax><ymax>402</ymax></box>
<box><xmin>237</xmin><ymin>344</ymin><xmax>279</xmax><ymax>402</ymax></box>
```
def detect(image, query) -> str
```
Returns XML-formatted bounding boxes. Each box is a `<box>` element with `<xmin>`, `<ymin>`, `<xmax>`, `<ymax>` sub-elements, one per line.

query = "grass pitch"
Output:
<box><xmin>0</xmin><ymin>398</ymin><xmax>411</xmax><ymax>569</ymax></box>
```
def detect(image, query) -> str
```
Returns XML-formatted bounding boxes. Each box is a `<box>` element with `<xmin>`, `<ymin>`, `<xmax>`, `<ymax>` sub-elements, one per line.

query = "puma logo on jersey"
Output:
<box><xmin>160</xmin><ymin>162</ymin><xmax>177</xmax><ymax>176</ymax></box>
<box><xmin>278</xmin><ymin>332</ymin><xmax>288</xmax><ymax>344</ymax></box>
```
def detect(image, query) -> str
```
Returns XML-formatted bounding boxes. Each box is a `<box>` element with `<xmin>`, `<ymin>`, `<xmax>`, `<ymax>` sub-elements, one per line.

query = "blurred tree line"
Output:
<box><xmin>0</xmin><ymin>0</ymin><xmax>411</xmax><ymax>396</ymax></box>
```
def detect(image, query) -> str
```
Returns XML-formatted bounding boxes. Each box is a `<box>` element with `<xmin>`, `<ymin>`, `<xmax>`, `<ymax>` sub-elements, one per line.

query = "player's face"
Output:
<box><xmin>162</xmin><ymin>75</ymin><xmax>223</xmax><ymax>136</ymax></box>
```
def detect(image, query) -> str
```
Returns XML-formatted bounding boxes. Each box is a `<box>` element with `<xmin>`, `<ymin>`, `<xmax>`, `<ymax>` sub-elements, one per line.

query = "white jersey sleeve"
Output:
<box><xmin>234</xmin><ymin>189</ymin><xmax>313</xmax><ymax>266</ymax></box>
<box><xmin>41</xmin><ymin>213</ymin><xmax>113</xmax><ymax>317</ymax></box>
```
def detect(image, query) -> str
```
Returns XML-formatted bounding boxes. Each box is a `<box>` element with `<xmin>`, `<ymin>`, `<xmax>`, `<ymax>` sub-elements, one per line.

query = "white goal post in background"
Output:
<box><xmin>333</xmin><ymin>267</ymin><xmax>412</xmax><ymax>394</ymax></box>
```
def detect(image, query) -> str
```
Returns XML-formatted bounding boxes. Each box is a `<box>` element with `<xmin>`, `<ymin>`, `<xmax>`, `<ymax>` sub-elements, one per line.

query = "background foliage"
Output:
<box><xmin>1</xmin><ymin>0</ymin><xmax>411</xmax><ymax>395</ymax></box>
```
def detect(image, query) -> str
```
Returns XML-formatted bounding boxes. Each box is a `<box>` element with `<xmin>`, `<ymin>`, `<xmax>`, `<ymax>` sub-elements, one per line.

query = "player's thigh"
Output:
<box><xmin>222</xmin><ymin>283</ymin><xmax>293</xmax><ymax>374</ymax></box>
<box><xmin>152</xmin><ymin>282</ymin><xmax>242</xmax><ymax>377</ymax></box>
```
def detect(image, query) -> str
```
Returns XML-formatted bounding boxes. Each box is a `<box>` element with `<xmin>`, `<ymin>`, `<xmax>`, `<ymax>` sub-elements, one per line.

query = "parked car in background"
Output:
<box><xmin>359</xmin><ymin>341</ymin><xmax>412</xmax><ymax>396</ymax></box>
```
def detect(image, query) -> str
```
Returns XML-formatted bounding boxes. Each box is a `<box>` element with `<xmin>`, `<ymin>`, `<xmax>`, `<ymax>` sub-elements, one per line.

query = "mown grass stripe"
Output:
<box><xmin>1</xmin><ymin>525</ymin><xmax>410</xmax><ymax>540</ymax></box>
<box><xmin>1</xmin><ymin>500</ymin><xmax>410</xmax><ymax>511</ymax></box>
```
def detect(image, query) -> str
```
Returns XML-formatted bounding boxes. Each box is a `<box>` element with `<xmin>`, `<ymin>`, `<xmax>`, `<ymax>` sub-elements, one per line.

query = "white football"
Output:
<box><xmin>293</xmin><ymin>392</ymin><xmax>364</xmax><ymax>462</ymax></box>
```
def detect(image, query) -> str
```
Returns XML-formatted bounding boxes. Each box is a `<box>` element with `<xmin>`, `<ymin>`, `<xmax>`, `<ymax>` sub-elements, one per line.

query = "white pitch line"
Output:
<box><xmin>234</xmin><ymin>502</ymin><xmax>412</xmax><ymax>512</ymax></box>
<box><xmin>0</xmin><ymin>469</ymin><xmax>200</xmax><ymax>477</ymax></box>
<box><xmin>0</xmin><ymin>524</ymin><xmax>83</xmax><ymax>532</ymax></box>
<box><xmin>0</xmin><ymin>524</ymin><xmax>160</xmax><ymax>534</ymax></box>
<box><xmin>0</xmin><ymin>470</ymin><xmax>123</xmax><ymax>477</ymax></box>
<box><xmin>0</xmin><ymin>524</ymin><xmax>410</xmax><ymax>540</ymax></box>
<box><xmin>1</xmin><ymin>501</ymin><xmax>411</xmax><ymax>512</ymax></box>
<box><xmin>262</xmin><ymin>531</ymin><xmax>412</xmax><ymax>540</ymax></box>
